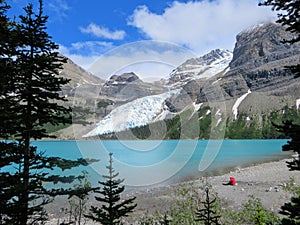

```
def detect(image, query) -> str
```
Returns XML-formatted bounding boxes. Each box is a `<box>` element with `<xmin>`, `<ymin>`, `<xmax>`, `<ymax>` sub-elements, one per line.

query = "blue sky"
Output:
<box><xmin>8</xmin><ymin>0</ymin><xmax>276</xmax><ymax>80</ymax></box>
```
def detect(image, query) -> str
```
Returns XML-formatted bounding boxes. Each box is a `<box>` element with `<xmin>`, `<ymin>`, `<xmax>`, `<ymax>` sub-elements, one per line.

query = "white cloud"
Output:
<box><xmin>80</xmin><ymin>23</ymin><xmax>126</xmax><ymax>40</ymax></box>
<box><xmin>59</xmin><ymin>41</ymin><xmax>115</xmax><ymax>69</ymax></box>
<box><xmin>70</xmin><ymin>41</ymin><xmax>114</xmax><ymax>54</ymax></box>
<box><xmin>60</xmin><ymin>0</ymin><xmax>278</xmax><ymax>81</ymax></box>
<box><xmin>88</xmin><ymin>40</ymin><xmax>197</xmax><ymax>81</ymax></box>
<box><xmin>128</xmin><ymin>0</ymin><xmax>277</xmax><ymax>54</ymax></box>
<box><xmin>47</xmin><ymin>0</ymin><xmax>70</xmax><ymax>21</ymax></box>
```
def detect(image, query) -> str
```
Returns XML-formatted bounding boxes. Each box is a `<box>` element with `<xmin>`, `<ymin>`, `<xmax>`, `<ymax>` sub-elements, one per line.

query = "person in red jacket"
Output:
<box><xmin>229</xmin><ymin>176</ymin><xmax>237</xmax><ymax>185</ymax></box>
<box><xmin>223</xmin><ymin>176</ymin><xmax>237</xmax><ymax>185</ymax></box>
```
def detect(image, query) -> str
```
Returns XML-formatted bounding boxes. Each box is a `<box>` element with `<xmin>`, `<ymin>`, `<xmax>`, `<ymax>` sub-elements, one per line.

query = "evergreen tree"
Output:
<box><xmin>0</xmin><ymin>0</ymin><xmax>19</xmax><ymax>139</ymax></box>
<box><xmin>0</xmin><ymin>0</ymin><xmax>95</xmax><ymax>224</ymax></box>
<box><xmin>12</xmin><ymin>2</ymin><xmax>70</xmax><ymax>223</ymax></box>
<box><xmin>195</xmin><ymin>187</ymin><xmax>221</xmax><ymax>225</ymax></box>
<box><xmin>86</xmin><ymin>153</ymin><xmax>137</xmax><ymax>224</ymax></box>
<box><xmin>280</xmin><ymin>191</ymin><xmax>300</xmax><ymax>225</ymax></box>
<box><xmin>273</xmin><ymin>121</ymin><xmax>300</xmax><ymax>170</ymax></box>
<box><xmin>0</xmin><ymin>143</ymin><xmax>93</xmax><ymax>224</ymax></box>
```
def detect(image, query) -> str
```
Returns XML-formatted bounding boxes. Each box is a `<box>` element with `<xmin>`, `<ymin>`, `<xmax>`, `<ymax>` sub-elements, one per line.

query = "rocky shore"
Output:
<box><xmin>47</xmin><ymin>158</ymin><xmax>300</xmax><ymax>224</ymax></box>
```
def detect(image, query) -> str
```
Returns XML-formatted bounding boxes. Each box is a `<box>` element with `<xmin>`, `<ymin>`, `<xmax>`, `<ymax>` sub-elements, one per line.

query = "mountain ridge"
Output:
<box><xmin>166</xmin><ymin>49</ymin><xmax>232</xmax><ymax>88</ymax></box>
<box><xmin>54</xmin><ymin>22</ymin><xmax>300</xmax><ymax>139</ymax></box>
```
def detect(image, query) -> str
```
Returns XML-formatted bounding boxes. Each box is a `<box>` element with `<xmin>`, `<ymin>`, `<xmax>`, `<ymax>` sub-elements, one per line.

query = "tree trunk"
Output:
<box><xmin>19</xmin><ymin>136</ymin><xmax>30</xmax><ymax>225</ymax></box>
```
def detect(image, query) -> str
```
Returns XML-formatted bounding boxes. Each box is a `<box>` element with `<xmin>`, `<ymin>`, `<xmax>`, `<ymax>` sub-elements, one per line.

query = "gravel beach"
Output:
<box><xmin>47</xmin><ymin>158</ymin><xmax>300</xmax><ymax>224</ymax></box>
<box><xmin>129</xmin><ymin>158</ymin><xmax>300</xmax><ymax>214</ymax></box>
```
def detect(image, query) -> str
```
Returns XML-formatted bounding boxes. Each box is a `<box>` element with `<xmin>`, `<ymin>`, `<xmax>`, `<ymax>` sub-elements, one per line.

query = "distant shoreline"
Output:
<box><xmin>126</xmin><ymin>151</ymin><xmax>293</xmax><ymax>189</ymax></box>
<box><xmin>40</xmin><ymin>138</ymin><xmax>290</xmax><ymax>141</ymax></box>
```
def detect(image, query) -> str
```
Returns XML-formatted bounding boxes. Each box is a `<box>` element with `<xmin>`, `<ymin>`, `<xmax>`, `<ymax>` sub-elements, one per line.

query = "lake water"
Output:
<box><xmin>30</xmin><ymin>139</ymin><xmax>291</xmax><ymax>187</ymax></box>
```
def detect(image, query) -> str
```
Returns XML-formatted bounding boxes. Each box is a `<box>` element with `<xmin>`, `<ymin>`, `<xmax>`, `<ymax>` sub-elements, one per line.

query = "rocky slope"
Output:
<box><xmin>181</xmin><ymin>23</ymin><xmax>300</xmax><ymax>105</ymax></box>
<box><xmin>163</xmin><ymin>22</ymin><xmax>299</xmax><ymax>107</ymax></box>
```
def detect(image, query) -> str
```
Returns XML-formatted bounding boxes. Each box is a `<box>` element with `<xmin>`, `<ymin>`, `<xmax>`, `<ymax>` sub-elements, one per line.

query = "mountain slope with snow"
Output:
<box><xmin>56</xmin><ymin>23</ymin><xmax>300</xmax><ymax>140</ymax></box>
<box><xmin>167</xmin><ymin>49</ymin><xmax>233</xmax><ymax>88</ymax></box>
<box><xmin>83</xmin><ymin>90</ymin><xmax>180</xmax><ymax>137</ymax></box>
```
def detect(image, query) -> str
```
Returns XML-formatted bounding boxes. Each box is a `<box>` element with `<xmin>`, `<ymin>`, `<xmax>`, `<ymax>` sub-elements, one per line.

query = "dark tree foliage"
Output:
<box><xmin>273</xmin><ymin>120</ymin><xmax>300</xmax><ymax>170</ymax></box>
<box><xmin>195</xmin><ymin>187</ymin><xmax>221</xmax><ymax>225</ymax></box>
<box><xmin>280</xmin><ymin>191</ymin><xmax>300</xmax><ymax>225</ymax></box>
<box><xmin>0</xmin><ymin>142</ymin><xmax>93</xmax><ymax>224</ymax></box>
<box><xmin>259</xmin><ymin>0</ymin><xmax>300</xmax><ymax>44</ymax></box>
<box><xmin>0</xmin><ymin>0</ymin><xmax>95</xmax><ymax>224</ymax></box>
<box><xmin>0</xmin><ymin>0</ymin><xmax>19</xmax><ymax>139</ymax></box>
<box><xmin>14</xmin><ymin>1</ymin><xmax>71</xmax><ymax>140</ymax></box>
<box><xmin>259</xmin><ymin>0</ymin><xmax>300</xmax><ymax>78</ymax></box>
<box><xmin>86</xmin><ymin>153</ymin><xmax>137</xmax><ymax>225</ymax></box>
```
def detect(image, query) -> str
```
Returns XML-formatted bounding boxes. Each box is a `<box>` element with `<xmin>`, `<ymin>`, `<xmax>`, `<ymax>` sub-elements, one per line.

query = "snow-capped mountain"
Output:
<box><xmin>55</xmin><ymin>23</ymin><xmax>300</xmax><ymax>140</ymax></box>
<box><xmin>166</xmin><ymin>49</ymin><xmax>233</xmax><ymax>88</ymax></box>
<box><xmin>82</xmin><ymin>49</ymin><xmax>233</xmax><ymax>137</ymax></box>
<box><xmin>83</xmin><ymin>90</ymin><xmax>180</xmax><ymax>137</ymax></box>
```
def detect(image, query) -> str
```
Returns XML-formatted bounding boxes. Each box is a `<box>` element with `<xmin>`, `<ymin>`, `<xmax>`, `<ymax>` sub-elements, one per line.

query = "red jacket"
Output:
<box><xmin>229</xmin><ymin>177</ymin><xmax>237</xmax><ymax>185</ymax></box>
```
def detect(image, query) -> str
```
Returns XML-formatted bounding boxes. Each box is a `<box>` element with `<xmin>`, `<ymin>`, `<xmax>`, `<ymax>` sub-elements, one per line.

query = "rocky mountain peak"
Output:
<box><xmin>101</xmin><ymin>72</ymin><xmax>166</xmax><ymax>101</ymax></box>
<box><xmin>202</xmin><ymin>49</ymin><xmax>233</xmax><ymax>63</ymax></box>
<box><xmin>174</xmin><ymin>49</ymin><xmax>232</xmax><ymax>73</ymax></box>
<box><xmin>229</xmin><ymin>22</ymin><xmax>299</xmax><ymax>69</ymax></box>
<box><xmin>220</xmin><ymin>22</ymin><xmax>300</xmax><ymax>99</ymax></box>
<box><xmin>166</xmin><ymin>49</ymin><xmax>232</xmax><ymax>88</ymax></box>
<box><xmin>107</xmin><ymin>72</ymin><xmax>140</xmax><ymax>84</ymax></box>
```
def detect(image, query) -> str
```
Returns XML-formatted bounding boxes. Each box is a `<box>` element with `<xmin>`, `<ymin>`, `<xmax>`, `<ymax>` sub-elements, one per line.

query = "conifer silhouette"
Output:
<box><xmin>195</xmin><ymin>187</ymin><xmax>221</xmax><ymax>225</ymax></box>
<box><xmin>86</xmin><ymin>153</ymin><xmax>137</xmax><ymax>224</ymax></box>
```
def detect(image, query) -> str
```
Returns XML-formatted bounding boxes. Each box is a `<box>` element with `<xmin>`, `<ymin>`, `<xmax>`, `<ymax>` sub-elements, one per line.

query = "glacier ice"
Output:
<box><xmin>83</xmin><ymin>90</ymin><xmax>180</xmax><ymax>137</ymax></box>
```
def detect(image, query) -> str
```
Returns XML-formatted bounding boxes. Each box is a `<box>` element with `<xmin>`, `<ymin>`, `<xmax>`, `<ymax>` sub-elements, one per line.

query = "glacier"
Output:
<box><xmin>83</xmin><ymin>90</ymin><xmax>180</xmax><ymax>137</ymax></box>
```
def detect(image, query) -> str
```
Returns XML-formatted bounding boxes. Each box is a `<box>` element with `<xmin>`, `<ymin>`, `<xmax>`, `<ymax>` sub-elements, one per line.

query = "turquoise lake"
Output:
<box><xmin>29</xmin><ymin>139</ymin><xmax>291</xmax><ymax>187</ymax></box>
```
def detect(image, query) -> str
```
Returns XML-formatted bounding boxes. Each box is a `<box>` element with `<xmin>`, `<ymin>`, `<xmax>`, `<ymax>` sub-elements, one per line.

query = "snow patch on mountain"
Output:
<box><xmin>216</xmin><ymin>118</ymin><xmax>222</xmax><ymax>127</ymax></box>
<box><xmin>193</xmin><ymin>102</ymin><xmax>203</xmax><ymax>112</ymax></box>
<box><xmin>296</xmin><ymin>98</ymin><xmax>300</xmax><ymax>110</ymax></box>
<box><xmin>232</xmin><ymin>89</ymin><xmax>252</xmax><ymax>120</ymax></box>
<box><xmin>212</xmin><ymin>78</ymin><xmax>222</xmax><ymax>85</ymax></box>
<box><xmin>83</xmin><ymin>90</ymin><xmax>180</xmax><ymax>137</ymax></box>
<box><xmin>215</xmin><ymin>109</ymin><xmax>222</xmax><ymax>116</ymax></box>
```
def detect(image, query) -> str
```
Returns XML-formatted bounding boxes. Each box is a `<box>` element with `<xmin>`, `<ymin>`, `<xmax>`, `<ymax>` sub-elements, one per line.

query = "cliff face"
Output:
<box><xmin>229</xmin><ymin>23</ymin><xmax>297</xmax><ymax>69</ymax></box>
<box><xmin>221</xmin><ymin>22</ymin><xmax>300</xmax><ymax>98</ymax></box>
